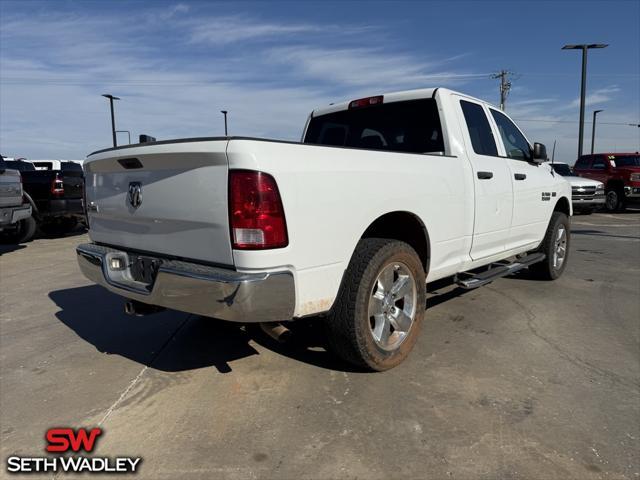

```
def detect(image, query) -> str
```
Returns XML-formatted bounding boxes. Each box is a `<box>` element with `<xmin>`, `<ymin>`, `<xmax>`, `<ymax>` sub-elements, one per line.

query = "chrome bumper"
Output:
<box><xmin>76</xmin><ymin>243</ymin><xmax>296</xmax><ymax>322</ymax></box>
<box><xmin>0</xmin><ymin>204</ymin><xmax>31</xmax><ymax>227</ymax></box>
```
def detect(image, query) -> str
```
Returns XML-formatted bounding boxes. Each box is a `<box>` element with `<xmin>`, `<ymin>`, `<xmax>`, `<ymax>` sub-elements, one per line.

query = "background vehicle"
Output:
<box><xmin>77</xmin><ymin>87</ymin><xmax>572</xmax><ymax>370</ymax></box>
<box><xmin>19</xmin><ymin>160</ymin><xmax>85</xmax><ymax>233</ymax></box>
<box><xmin>0</xmin><ymin>157</ymin><xmax>36</xmax><ymax>243</ymax></box>
<box><xmin>550</xmin><ymin>162</ymin><xmax>604</xmax><ymax>214</ymax></box>
<box><xmin>573</xmin><ymin>153</ymin><xmax>640</xmax><ymax>211</ymax></box>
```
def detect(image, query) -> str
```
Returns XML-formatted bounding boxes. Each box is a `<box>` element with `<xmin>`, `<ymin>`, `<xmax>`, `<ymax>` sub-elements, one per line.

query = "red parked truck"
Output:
<box><xmin>573</xmin><ymin>153</ymin><xmax>640</xmax><ymax>211</ymax></box>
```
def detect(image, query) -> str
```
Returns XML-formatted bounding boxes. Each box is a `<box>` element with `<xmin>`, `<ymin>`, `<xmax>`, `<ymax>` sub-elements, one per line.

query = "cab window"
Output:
<box><xmin>460</xmin><ymin>100</ymin><xmax>498</xmax><ymax>156</ymax></box>
<box><xmin>490</xmin><ymin>109</ymin><xmax>532</xmax><ymax>161</ymax></box>
<box><xmin>592</xmin><ymin>157</ymin><xmax>606</xmax><ymax>169</ymax></box>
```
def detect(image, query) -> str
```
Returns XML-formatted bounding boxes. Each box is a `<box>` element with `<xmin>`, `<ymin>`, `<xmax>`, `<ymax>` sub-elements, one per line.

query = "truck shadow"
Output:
<box><xmin>49</xmin><ymin>285</ymin><xmax>260</xmax><ymax>373</ymax></box>
<box><xmin>48</xmin><ymin>285</ymin><xmax>364</xmax><ymax>373</ymax></box>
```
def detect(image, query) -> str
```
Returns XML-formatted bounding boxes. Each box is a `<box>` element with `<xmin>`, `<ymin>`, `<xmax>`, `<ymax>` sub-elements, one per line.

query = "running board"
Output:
<box><xmin>455</xmin><ymin>253</ymin><xmax>546</xmax><ymax>290</ymax></box>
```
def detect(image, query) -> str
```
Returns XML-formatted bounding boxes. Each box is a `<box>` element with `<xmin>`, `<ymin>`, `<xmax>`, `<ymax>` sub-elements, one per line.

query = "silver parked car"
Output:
<box><xmin>551</xmin><ymin>162</ymin><xmax>605</xmax><ymax>214</ymax></box>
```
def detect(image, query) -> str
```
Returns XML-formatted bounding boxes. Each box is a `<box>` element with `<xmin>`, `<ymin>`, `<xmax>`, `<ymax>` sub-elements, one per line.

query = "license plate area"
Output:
<box><xmin>103</xmin><ymin>251</ymin><xmax>161</xmax><ymax>294</ymax></box>
<box><xmin>129</xmin><ymin>255</ymin><xmax>161</xmax><ymax>284</ymax></box>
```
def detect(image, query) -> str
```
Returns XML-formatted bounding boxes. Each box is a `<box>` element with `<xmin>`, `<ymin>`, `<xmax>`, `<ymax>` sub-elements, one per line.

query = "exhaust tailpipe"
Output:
<box><xmin>124</xmin><ymin>300</ymin><xmax>165</xmax><ymax>316</ymax></box>
<box><xmin>259</xmin><ymin>322</ymin><xmax>292</xmax><ymax>343</ymax></box>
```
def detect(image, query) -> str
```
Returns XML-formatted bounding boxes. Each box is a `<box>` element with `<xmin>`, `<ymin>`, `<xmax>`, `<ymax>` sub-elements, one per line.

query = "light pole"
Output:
<box><xmin>116</xmin><ymin>130</ymin><xmax>131</xmax><ymax>144</ymax></box>
<box><xmin>220</xmin><ymin>110</ymin><xmax>228</xmax><ymax>136</ymax></box>
<box><xmin>102</xmin><ymin>94</ymin><xmax>120</xmax><ymax>147</ymax></box>
<box><xmin>590</xmin><ymin>110</ymin><xmax>603</xmax><ymax>155</ymax></box>
<box><xmin>562</xmin><ymin>44</ymin><xmax>608</xmax><ymax>158</ymax></box>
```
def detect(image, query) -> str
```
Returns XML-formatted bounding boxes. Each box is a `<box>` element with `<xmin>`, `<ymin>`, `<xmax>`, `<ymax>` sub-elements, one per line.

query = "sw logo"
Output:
<box><xmin>6</xmin><ymin>427</ymin><xmax>141</xmax><ymax>474</ymax></box>
<box><xmin>46</xmin><ymin>427</ymin><xmax>102</xmax><ymax>452</ymax></box>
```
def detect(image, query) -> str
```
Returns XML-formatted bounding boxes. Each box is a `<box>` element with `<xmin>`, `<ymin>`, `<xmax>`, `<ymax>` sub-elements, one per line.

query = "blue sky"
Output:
<box><xmin>1</xmin><ymin>0</ymin><xmax>638</xmax><ymax>162</ymax></box>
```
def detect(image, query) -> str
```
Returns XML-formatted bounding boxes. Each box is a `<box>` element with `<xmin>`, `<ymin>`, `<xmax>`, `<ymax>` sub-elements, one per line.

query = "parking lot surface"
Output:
<box><xmin>1</xmin><ymin>211</ymin><xmax>639</xmax><ymax>479</ymax></box>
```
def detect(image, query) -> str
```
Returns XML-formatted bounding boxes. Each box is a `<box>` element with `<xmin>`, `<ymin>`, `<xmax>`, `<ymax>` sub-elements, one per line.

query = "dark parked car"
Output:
<box><xmin>15</xmin><ymin>160</ymin><xmax>85</xmax><ymax>233</ymax></box>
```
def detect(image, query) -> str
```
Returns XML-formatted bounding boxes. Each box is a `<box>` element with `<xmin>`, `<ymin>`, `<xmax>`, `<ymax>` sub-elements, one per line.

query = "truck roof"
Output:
<box><xmin>311</xmin><ymin>87</ymin><xmax>479</xmax><ymax>117</ymax></box>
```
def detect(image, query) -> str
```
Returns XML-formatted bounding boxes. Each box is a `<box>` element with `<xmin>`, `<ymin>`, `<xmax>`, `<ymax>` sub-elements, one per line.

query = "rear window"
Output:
<box><xmin>5</xmin><ymin>161</ymin><xmax>36</xmax><ymax>171</ymax></box>
<box><xmin>33</xmin><ymin>161</ymin><xmax>53</xmax><ymax>170</ymax></box>
<box><xmin>62</xmin><ymin>162</ymin><xmax>83</xmax><ymax>172</ymax></box>
<box><xmin>303</xmin><ymin>99</ymin><xmax>444</xmax><ymax>154</ymax></box>
<box><xmin>609</xmin><ymin>155</ymin><xmax>640</xmax><ymax>167</ymax></box>
<box><xmin>574</xmin><ymin>156</ymin><xmax>591</xmax><ymax>169</ymax></box>
<box><xmin>460</xmin><ymin>100</ymin><xmax>498</xmax><ymax>157</ymax></box>
<box><xmin>551</xmin><ymin>163</ymin><xmax>572</xmax><ymax>176</ymax></box>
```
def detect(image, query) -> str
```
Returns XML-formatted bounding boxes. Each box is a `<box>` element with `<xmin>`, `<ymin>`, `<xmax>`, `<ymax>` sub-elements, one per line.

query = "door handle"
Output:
<box><xmin>477</xmin><ymin>171</ymin><xmax>493</xmax><ymax>180</ymax></box>
<box><xmin>514</xmin><ymin>173</ymin><xmax>527</xmax><ymax>181</ymax></box>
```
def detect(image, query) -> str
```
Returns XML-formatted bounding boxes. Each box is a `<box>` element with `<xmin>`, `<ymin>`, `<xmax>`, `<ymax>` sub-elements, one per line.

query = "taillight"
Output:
<box><xmin>229</xmin><ymin>170</ymin><xmax>288</xmax><ymax>249</ymax></box>
<box><xmin>51</xmin><ymin>174</ymin><xmax>64</xmax><ymax>196</ymax></box>
<box><xmin>349</xmin><ymin>95</ymin><xmax>383</xmax><ymax>109</ymax></box>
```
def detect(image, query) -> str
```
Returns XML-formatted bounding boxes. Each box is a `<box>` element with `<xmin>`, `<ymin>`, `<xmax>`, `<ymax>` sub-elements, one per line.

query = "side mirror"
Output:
<box><xmin>532</xmin><ymin>142</ymin><xmax>547</xmax><ymax>163</ymax></box>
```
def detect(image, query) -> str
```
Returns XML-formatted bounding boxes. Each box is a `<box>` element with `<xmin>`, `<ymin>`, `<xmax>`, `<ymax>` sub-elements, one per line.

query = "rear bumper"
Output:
<box><xmin>37</xmin><ymin>198</ymin><xmax>84</xmax><ymax>217</ymax></box>
<box><xmin>0</xmin><ymin>204</ymin><xmax>32</xmax><ymax>227</ymax></box>
<box><xmin>76</xmin><ymin>243</ymin><xmax>296</xmax><ymax>322</ymax></box>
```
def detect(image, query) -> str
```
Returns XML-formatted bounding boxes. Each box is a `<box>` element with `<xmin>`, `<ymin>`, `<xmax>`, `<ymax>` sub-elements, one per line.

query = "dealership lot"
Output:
<box><xmin>1</xmin><ymin>212</ymin><xmax>638</xmax><ymax>479</ymax></box>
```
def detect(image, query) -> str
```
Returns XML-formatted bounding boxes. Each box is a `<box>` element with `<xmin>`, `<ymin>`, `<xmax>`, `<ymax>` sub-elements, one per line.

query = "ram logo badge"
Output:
<box><xmin>128</xmin><ymin>182</ymin><xmax>143</xmax><ymax>209</ymax></box>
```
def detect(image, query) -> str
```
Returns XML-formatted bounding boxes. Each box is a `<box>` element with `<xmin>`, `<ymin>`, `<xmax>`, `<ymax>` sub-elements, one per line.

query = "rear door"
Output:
<box><xmin>488</xmin><ymin>108</ymin><xmax>553</xmax><ymax>248</ymax></box>
<box><xmin>455</xmin><ymin>97</ymin><xmax>513</xmax><ymax>260</ymax></box>
<box><xmin>84</xmin><ymin>139</ymin><xmax>233</xmax><ymax>266</ymax></box>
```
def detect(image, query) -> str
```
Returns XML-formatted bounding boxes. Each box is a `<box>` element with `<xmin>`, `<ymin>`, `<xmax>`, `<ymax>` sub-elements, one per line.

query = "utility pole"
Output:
<box><xmin>490</xmin><ymin>70</ymin><xmax>513</xmax><ymax>111</ymax></box>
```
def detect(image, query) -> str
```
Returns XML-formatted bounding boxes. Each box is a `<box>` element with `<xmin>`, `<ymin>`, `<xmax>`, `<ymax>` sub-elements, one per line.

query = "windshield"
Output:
<box><xmin>551</xmin><ymin>163</ymin><xmax>573</xmax><ymax>176</ymax></box>
<box><xmin>610</xmin><ymin>155</ymin><xmax>640</xmax><ymax>167</ymax></box>
<box><xmin>304</xmin><ymin>99</ymin><xmax>444</xmax><ymax>154</ymax></box>
<box><xmin>6</xmin><ymin>161</ymin><xmax>36</xmax><ymax>171</ymax></box>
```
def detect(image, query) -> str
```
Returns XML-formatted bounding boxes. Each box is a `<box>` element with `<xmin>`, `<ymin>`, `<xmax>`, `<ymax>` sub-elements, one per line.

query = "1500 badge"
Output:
<box><xmin>541</xmin><ymin>192</ymin><xmax>557</xmax><ymax>201</ymax></box>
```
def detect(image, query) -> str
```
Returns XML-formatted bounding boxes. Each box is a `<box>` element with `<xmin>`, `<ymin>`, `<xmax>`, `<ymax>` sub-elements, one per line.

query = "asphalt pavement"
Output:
<box><xmin>1</xmin><ymin>211</ymin><xmax>639</xmax><ymax>479</ymax></box>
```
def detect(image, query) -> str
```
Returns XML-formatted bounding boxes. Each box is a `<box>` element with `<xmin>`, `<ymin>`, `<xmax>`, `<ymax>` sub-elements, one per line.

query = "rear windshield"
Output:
<box><xmin>609</xmin><ymin>155</ymin><xmax>640</xmax><ymax>167</ymax></box>
<box><xmin>304</xmin><ymin>99</ymin><xmax>444</xmax><ymax>154</ymax></box>
<box><xmin>61</xmin><ymin>162</ymin><xmax>83</xmax><ymax>172</ymax></box>
<box><xmin>33</xmin><ymin>161</ymin><xmax>53</xmax><ymax>170</ymax></box>
<box><xmin>551</xmin><ymin>163</ymin><xmax>572</xmax><ymax>176</ymax></box>
<box><xmin>5</xmin><ymin>161</ymin><xmax>36</xmax><ymax>171</ymax></box>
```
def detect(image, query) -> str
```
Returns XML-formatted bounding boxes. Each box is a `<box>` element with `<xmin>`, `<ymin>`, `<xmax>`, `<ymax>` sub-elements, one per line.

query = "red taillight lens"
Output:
<box><xmin>229</xmin><ymin>170</ymin><xmax>288</xmax><ymax>249</ymax></box>
<box><xmin>51</xmin><ymin>174</ymin><xmax>64</xmax><ymax>196</ymax></box>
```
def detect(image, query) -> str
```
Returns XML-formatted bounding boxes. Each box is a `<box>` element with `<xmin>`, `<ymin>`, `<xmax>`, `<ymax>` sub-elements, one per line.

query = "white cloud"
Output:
<box><xmin>569</xmin><ymin>85</ymin><xmax>621</xmax><ymax>108</ymax></box>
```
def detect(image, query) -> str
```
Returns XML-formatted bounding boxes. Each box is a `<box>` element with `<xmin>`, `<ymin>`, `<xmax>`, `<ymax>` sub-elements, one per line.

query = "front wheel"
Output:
<box><xmin>325</xmin><ymin>238</ymin><xmax>426</xmax><ymax>371</ymax></box>
<box><xmin>529</xmin><ymin>211</ymin><xmax>570</xmax><ymax>280</ymax></box>
<box><xmin>605</xmin><ymin>188</ymin><xmax>625</xmax><ymax>212</ymax></box>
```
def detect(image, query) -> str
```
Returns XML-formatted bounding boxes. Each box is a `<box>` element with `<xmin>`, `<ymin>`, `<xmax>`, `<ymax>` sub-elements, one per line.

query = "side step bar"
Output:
<box><xmin>455</xmin><ymin>253</ymin><xmax>546</xmax><ymax>290</ymax></box>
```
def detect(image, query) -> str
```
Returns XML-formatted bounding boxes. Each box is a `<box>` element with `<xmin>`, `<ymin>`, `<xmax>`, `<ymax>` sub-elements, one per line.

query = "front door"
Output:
<box><xmin>456</xmin><ymin>97</ymin><xmax>513</xmax><ymax>260</ymax></box>
<box><xmin>488</xmin><ymin>107</ymin><xmax>554</xmax><ymax>249</ymax></box>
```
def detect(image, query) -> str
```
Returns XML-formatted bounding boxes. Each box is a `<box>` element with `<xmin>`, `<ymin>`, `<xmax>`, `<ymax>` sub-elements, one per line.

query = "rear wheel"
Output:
<box><xmin>1</xmin><ymin>216</ymin><xmax>37</xmax><ymax>244</ymax></box>
<box><xmin>529</xmin><ymin>211</ymin><xmax>570</xmax><ymax>280</ymax></box>
<box><xmin>325</xmin><ymin>238</ymin><xmax>426</xmax><ymax>371</ymax></box>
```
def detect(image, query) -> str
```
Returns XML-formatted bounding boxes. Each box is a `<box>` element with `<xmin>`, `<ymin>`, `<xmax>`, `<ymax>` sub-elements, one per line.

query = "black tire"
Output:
<box><xmin>529</xmin><ymin>211</ymin><xmax>570</xmax><ymax>280</ymax></box>
<box><xmin>325</xmin><ymin>238</ymin><xmax>426</xmax><ymax>371</ymax></box>
<box><xmin>605</xmin><ymin>187</ymin><xmax>625</xmax><ymax>212</ymax></box>
<box><xmin>1</xmin><ymin>216</ymin><xmax>37</xmax><ymax>244</ymax></box>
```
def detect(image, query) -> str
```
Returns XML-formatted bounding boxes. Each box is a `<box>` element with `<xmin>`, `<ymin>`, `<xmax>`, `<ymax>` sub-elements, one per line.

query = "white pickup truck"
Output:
<box><xmin>77</xmin><ymin>87</ymin><xmax>571</xmax><ymax>370</ymax></box>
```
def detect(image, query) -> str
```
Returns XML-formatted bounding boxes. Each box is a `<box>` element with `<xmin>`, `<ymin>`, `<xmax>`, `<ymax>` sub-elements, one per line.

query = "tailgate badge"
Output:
<box><xmin>128</xmin><ymin>182</ymin><xmax>143</xmax><ymax>209</ymax></box>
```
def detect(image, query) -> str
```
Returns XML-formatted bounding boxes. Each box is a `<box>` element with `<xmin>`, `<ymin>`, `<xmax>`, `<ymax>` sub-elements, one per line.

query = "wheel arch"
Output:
<box><xmin>359</xmin><ymin>211</ymin><xmax>431</xmax><ymax>274</ymax></box>
<box><xmin>554</xmin><ymin>196</ymin><xmax>571</xmax><ymax>216</ymax></box>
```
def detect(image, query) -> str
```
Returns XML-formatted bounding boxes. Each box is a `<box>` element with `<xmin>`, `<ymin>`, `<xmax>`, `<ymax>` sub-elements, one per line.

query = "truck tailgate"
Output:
<box><xmin>83</xmin><ymin>140</ymin><xmax>233</xmax><ymax>266</ymax></box>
